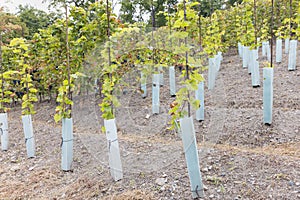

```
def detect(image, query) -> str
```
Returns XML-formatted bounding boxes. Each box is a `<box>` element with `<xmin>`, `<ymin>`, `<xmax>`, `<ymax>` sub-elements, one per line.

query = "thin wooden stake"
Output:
<box><xmin>198</xmin><ymin>1</ymin><xmax>202</xmax><ymax>47</ymax></box>
<box><xmin>0</xmin><ymin>35</ymin><xmax>4</xmax><ymax>107</ymax></box>
<box><xmin>168</xmin><ymin>3</ymin><xmax>172</xmax><ymax>46</ymax></box>
<box><xmin>65</xmin><ymin>4</ymin><xmax>72</xmax><ymax>116</ymax></box>
<box><xmin>106</xmin><ymin>0</ymin><xmax>114</xmax><ymax>114</ymax></box>
<box><xmin>183</xmin><ymin>0</ymin><xmax>191</xmax><ymax>117</ymax></box>
<box><xmin>270</xmin><ymin>0</ymin><xmax>274</xmax><ymax>68</ymax></box>
<box><xmin>289</xmin><ymin>0</ymin><xmax>292</xmax><ymax>37</ymax></box>
<box><xmin>254</xmin><ymin>0</ymin><xmax>257</xmax><ymax>46</ymax></box>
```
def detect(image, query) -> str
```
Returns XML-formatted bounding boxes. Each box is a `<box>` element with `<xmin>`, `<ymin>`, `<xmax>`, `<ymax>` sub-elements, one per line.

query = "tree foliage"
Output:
<box><xmin>0</xmin><ymin>8</ymin><xmax>24</xmax><ymax>44</ymax></box>
<box><xmin>119</xmin><ymin>0</ymin><xmax>178</xmax><ymax>27</ymax></box>
<box><xmin>17</xmin><ymin>5</ymin><xmax>59</xmax><ymax>39</ymax></box>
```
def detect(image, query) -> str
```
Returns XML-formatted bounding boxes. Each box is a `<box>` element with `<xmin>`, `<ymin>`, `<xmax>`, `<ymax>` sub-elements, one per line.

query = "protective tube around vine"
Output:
<box><xmin>152</xmin><ymin>74</ymin><xmax>160</xmax><ymax>114</ymax></box>
<box><xmin>262</xmin><ymin>41</ymin><xmax>268</xmax><ymax>57</ymax></box>
<box><xmin>267</xmin><ymin>43</ymin><xmax>271</xmax><ymax>62</ymax></box>
<box><xmin>169</xmin><ymin>66</ymin><xmax>176</xmax><ymax>97</ymax></box>
<box><xmin>104</xmin><ymin>118</ymin><xmax>123</xmax><ymax>181</ymax></box>
<box><xmin>285</xmin><ymin>38</ymin><xmax>290</xmax><ymax>54</ymax></box>
<box><xmin>252</xmin><ymin>60</ymin><xmax>260</xmax><ymax>87</ymax></box>
<box><xmin>242</xmin><ymin>46</ymin><xmax>249</xmax><ymax>68</ymax></box>
<box><xmin>288</xmin><ymin>40</ymin><xmax>297</xmax><ymax>71</ymax></box>
<box><xmin>262</xmin><ymin>41</ymin><xmax>271</xmax><ymax>61</ymax></box>
<box><xmin>248</xmin><ymin>49</ymin><xmax>254</xmax><ymax>74</ymax></box>
<box><xmin>215</xmin><ymin>55</ymin><xmax>220</xmax><ymax>72</ymax></box>
<box><xmin>22</xmin><ymin>115</ymin><xmax>35</xmax><ymax>158</ymax></box>
<box><xmin>0</xmin><ymin>113</ymin><xmax>8</xmax><ymax>151</ymax></box>
<box><xmin>251</xmin><ymin>48</ymin><xmax>258</xmax><ymax>74</ymax></box>
<box><xmin>247</xmin><ymin>48</ymin><xmax>252</xmax><ymax>70</ymax></box>
<box><xmin>61</xmin><ymin>118</ymin><xmax>73</xmax><ymax>171</ymax></box>
<box><xmin>180</xmin><ymin>117</ymin><xmax>204</xmax><ymax>198</ymax></box>
<box><xmin>276</xmin><ymin>39</ymin><xmax>282</xmax><ymax>63</ymax></box>
<box><xmin>263</xmin><ymin>68</ymin><xmax>274</xmax><ymax>125</ymax></box>
<box><xmin>195</xmin><ymin>80</ymin><xmax>204</xmax><ymax>121</ymax></box>
<box><xmin>238</xmin><ymin>42</ymin><xmax>243</xmax><ymax>58</ymax></box>
<box><xmin>158</xmin><ymin>66</ymin><xmax>164</xmax><ymax>87</ymax></box>
<box><xmin>216</xmin><ymin>51</ymin><xmax>223</xmax><ymax>71</ymax></box>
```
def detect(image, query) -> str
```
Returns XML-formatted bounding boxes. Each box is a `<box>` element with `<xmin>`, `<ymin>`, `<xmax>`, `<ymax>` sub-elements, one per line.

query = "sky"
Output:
<box><xmin>0</xmin><ymin>0</ymin><xmax>121</xmax><ymax>15</ymax></box>
<box><xmin>0</xmin><ymin>0</ymin><xmax>51</xmax><ymax>14</ymax></box>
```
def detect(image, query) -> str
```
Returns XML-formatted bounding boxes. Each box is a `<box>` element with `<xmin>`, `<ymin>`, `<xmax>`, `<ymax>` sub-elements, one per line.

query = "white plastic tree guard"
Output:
<box><xmin>218</xmin><ymin>51</ymin><xmax>223</xmax><ymax>61</ymax></box>
<box><xmin>208</xmin><ymin>57</ymin><xmax>216</xmax><ymax>90</ymax></box>
<box><xmin>252</xmin><ymin>60</ymin><xmax>260</xmax><ymax>87</ymax></box>
<box><xmin>216</xmin><ymin>52</ymin><xmax>222</xmax><ymax>71</ymax></box>
<box><xmin>104</xmin><ymin>118</ymin><xmax>123</xmax><ymax>181</ymax></box>
<box><xmin>263</xmin><ymin>68</ymin><xmax>273</xmax><ymax>125</ymax></box>
<box><xmin>214</xmin><ymin>54</ymin><xmax>219</xmax><ymax>72</ymax></box>
<box><xmin>255</xmin><ymin>48</ymin><xmax>259</xmax><ymax>60</ymax></box>
<box><xmin>248</xmin><ymin>49</ymin><xmax>254</xmax><ymax>74</ymax></box>
<box><xmin>248</xmin><ymin>51</ymin><xmax>253</xmax><ymax>75</ymax></box>
<box><xmin>169</xmin><ymin>66</ymin><xmax>176</xmax><ymax>97</ymax></box>
<box><xmin>0</xmin><ymin>113</ymin><xmax>8</xmax><ymax>151</ymax></box>
<box><xmin>61</xmin><ymin>118</ymin><xmax>73</xmax><ymax>171</ymax></box>
<box><xmin>180</xmin><ymin>117</ymin><xmax>204</xmax><ymax>198</ymax></box>
<box><xmin>152</xmin><ymin>74</ymin><xmax>160</xmax><ymax>114</ymax></box>
<box><xmin>247</xmin><ymin>48</ymin><xmax>252</xmax><ymax>69</ymax></box>
<box><xmin>140</xmin><ymin>72</ymin><xmax>147</xmax><ymax>98</ymax></box>
<box><xmin>267</xmin><ymin>43</ymin><xmax>271</xmax><ymax>62</ymax></box>
<box><xmin>262</xmin><ymin>41</ymin><xmax>269</xmax><ymax>57</ymax></box>
<box><xmin>238</xmin><ymin>42</ymin><xmax>243</xmax><ymax>58</ymax></box>
<box><xmin>195</xmin><ymin>81</ymin><xmax>204</xmax><ymax>121</ymax></box>
<box><xmin>250</xmin><ymin>48</ymin><xmax>258</xmax><ymax>75</ymax></box>
<box><xmin>22</xmin><ymin>115</ymin><xmax>35</xmax><ymax>158</ymax></box>
<box><xmin>276</xmin><ymin>39</ymin><xmax>282</xmax><ymax>63</ymax></box>
<box><xmin>242</xmin><ymin>46</ymin><xmax>249</xmax><ymax>68</ymax></box>
<box><xmin>158</xmin><ymin>66</ymin><xmax>164</xmax><ymax>86</ymax></box>
<box><xmin>288</xmin><ymin>40</ymin><xmax>297</xmax><ymax>71</ymax></box>
<box><xmin>285</xmin><ymin>38</ymin><xmax>290</xmax><ymax>54</ymax></box>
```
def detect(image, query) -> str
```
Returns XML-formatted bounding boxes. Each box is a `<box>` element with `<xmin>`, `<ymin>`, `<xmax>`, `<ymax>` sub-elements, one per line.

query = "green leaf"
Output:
<box><xmin>191</xmin><ymin>99</ymin><xmax>200</xmax><ymax>109</ymax></box>
<box><xmin>29</xmin><ymin>88</ymin><xmax>38</xmax><ymax>93</ymax></box>
<box><xmin>54</xmin><ymin>113</ymin><xmax>62</xmax><ymax>123</ymax></box>
<box><xmin>63</xmin><ymin>80</ymin><xmax>69</xmax><ymax>86</ymax></box>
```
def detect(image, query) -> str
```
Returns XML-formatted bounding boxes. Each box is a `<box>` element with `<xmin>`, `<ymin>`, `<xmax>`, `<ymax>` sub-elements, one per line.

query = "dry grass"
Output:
<box><xmin>104</xmin><ymin>189</ymin><xmax>154</xmax><ymax>200</ymax></box>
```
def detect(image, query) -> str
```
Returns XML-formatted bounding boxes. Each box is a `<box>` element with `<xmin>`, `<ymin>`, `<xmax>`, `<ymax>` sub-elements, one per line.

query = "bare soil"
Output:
<box><xmin>0</xmin><ymin>46</ymin><xmax>299</xmax><ymax>200</ymax></box>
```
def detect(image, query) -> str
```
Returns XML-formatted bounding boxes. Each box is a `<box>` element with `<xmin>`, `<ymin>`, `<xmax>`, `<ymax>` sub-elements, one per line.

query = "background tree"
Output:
<box><xmin>119</xmin><ymin>0</ymin><xmax>178</xmax><ymax>27</ymax></box>
<box><xmin>17</xmin><ymin>5</ymin><xmax>59</xmax><ymax>39</ymax></box>
<box><xmin>190</xmin><ymin>0</ymin><xmax>243</xmax><ymax>17</ymax></box>
<box><xmin>0</xmin><ymin>8</ymin><xmax>24</xmax><ymax>44</ymax></box>
<box><xmin>119</xmin><ymin>0</ymin><xmax>137</xmax><ymax>24</ymax></box>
